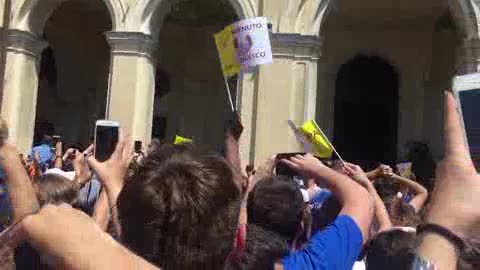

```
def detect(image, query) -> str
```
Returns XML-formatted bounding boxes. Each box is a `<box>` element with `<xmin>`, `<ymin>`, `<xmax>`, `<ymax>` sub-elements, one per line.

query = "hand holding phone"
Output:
<box><xmin>94</xmin><ymin>120</ymin><xmax>120</xmax><ymax>162</ymax></box>
<box><xmin>453</xmin><ymin>74</ymin><xmax>480</xmax><ymax>170</ymax></box>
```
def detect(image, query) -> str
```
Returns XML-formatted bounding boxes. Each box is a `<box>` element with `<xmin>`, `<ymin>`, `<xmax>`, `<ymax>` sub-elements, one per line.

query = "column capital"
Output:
<box><xmin>106</xmin><ymin>31</ymin><xmax>159</xmax><ymax>60</ymax></box>
<box><xmin>457</xmin><ymin>37</ymin><xmax>480</xmax><ymax>74</ymax></box>
<box><xmin>3</xmin><ymin>29</ymin><xmax>47</xmax><ymax>58</ymax></box>
<box><xmin>271</xmin><ymin>33</ymin><xmax>322</xmax><ymax>61</ymax></box>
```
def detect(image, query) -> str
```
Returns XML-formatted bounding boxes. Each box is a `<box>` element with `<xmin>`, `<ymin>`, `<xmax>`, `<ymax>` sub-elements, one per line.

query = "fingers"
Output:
<box><xmin>86</xmin><ymin>153</ymin><xmax>99</xmax><ymax>169</ymax></box>
<box><xmin>280</xmin><ymin>159</ymin><xmax>300</xmax><ymax>170</ymax></box>
<box><xmin>83</xmin><ymin>144</ymin><xmax>94</xmax><ymax>156</ymax></box>
<box><xmin>444</xmin><ymin>92</ymin><xmax>469</xmax><ymax>159</ymax></box>
<box><xmin>113</xmin><ymin>129</ymin><xmax>128</xmax><ymax>158</ymax></box>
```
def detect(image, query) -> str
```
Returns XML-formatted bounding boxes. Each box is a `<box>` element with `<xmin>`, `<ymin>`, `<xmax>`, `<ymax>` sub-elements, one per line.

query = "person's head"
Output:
<box><xmin>311</xmin><ymin>195</ymin><xmax>341</xmax><ymax>233</ymax></box>
<box><xmin>405</xmin><ymin>141</ymin><xmax>436</xmax><ymax>191</ymax></box>
<box><xmin>117</xmin><ymin>143</ymin><xmax>241</xmax><ymax>269</ymax></box>
<box><xmin>247</xmin><ymin>176</ymin><xmax>305</xmax><ymax>242</ymax></box>
<box><xmin>459</xmin><ymin>238</ymin><xmax>480</xmax><ymax>270</ymax></box>
<box><xmin>365</xmin><ymin>229</ymin><xmax>415</xmax><ymax>270</ymax></box>
<box><xmin>384</xmin><ymin>196</ymin><xmax>420</xmax><ymax>227</ymax></box>
<box><xmin>33</xmin><ymin>173</ymin><xmax>79</xmax><ymax>206</ymax></box>
<box><xmin>238</xmin><ymin>224</ymin><xmax>289</xmax><ymax>270</ymax></box>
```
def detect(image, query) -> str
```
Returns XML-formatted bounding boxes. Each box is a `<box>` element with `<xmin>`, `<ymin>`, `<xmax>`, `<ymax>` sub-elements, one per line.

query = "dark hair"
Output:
<box><xmin>373</xmin><ymin>179</ymin><xmax>402</xmax><ymax>200</ymax></box>
<box><xmin>365</xmin><ymin>229</ymin><xmax>415</xmax><ymax>270</ymax></box>
<box><xmin>247</xmin><ymin>176</ymin><xmax>304</xmax><ymax>242</ymax></box>
<box><xmin>459</xmin><ymin>238</ymin><xmax>480</xmax><ymax>270</ymax></box>
<box><xmin>117</xmin><ymin>144</ymin><xmax>241</xmax><ymax>269</ymax></box>
<box><xmin>311</xmin><ymin>195</ymin><xmax>341</xmax><ymax>233</ymax></box>
<box><xmin>406</xmin><ymin>142</ymin><xmax>436</xmax><ymax>192</ymax></box>
<box><xmin>384</xmin><ymin>196</ymin><xmax>420</xmax><ymax>227</ymax></box>
<box><xmin>34</xmin><ymin>174</ymin><xmax>79</xmax><ymax>206</ymax></box>
<box><xmin>239</xmin><ymin>224</ymin><xmax>289</xmax><ymax>270</ymax></box>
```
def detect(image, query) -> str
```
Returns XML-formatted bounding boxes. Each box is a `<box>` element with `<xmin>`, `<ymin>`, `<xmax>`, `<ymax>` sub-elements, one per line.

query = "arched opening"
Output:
<box><xmin>317</xmin><ymin>0</ymin><xmax>462</xmax><ymax>164</ymax></box>
<box><xmin>334</xmin><ymin>55</ymin><xmax>399</xmax><ymax>166</ymax></box>
<box><xmin>153</xmin><ymin>0</ymin><xmax>239</xmax><ymax>150</ymax></box>
<box><xmin>35</xmin><ymin>0</ymin><xmax>112</xmax><ymax>149</ymax></box>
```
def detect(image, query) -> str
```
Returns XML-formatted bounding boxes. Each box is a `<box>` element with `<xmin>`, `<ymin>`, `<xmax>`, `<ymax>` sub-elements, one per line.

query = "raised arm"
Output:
<box><xmin>414</xmin><ymin>92</ymin><xmax>480</xmax><ymax>269</ymax></box>
<box><xmin>344</xmin><ymin>163</ymin><xmax>392</xmax><ymax>233</ymax></box>
<box><xmin>87</xmin><ymin>131</ymin><xmax>132</xmax><ymax>236</ymax></box>
<box><xmin>0</xmin><ymin>144</ymin><xmax>40</xmax><ymax>222</ymax></box>
<box><xmin>92</xmin><ymin>188</ymin><xmax>110</xmax><ymax>231</ymax></box>
<box><xmin>53</xmin><ymin>140</ymin><xmax>63</xmax><ymax>169</ymax></box>
<box><xmin>365</xmin><ymin>164</ymin><xmax>393</xmax><ymax>180</ymax></box>
<box><xmin>282</xmin><ymin>154</ymin><xmax>373</xmax><ymax>243</ymax></box>
<box><xmin>224</xmin><ymin>111</ymin><xmax>244</xmax><ymax>176</ymax></box>
<box><xmin>390</xmin><ymin>174</ymin><xmax>428</xmax><ymax>213</ymax></box>
<box><xmin>20</xmin><ymin>204</ymin><xmax>160</xmax><ymax>270</ymax></box>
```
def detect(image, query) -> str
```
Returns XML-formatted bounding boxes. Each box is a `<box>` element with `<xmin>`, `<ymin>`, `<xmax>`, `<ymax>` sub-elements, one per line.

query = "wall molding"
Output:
<box><xmin>3</xmin><ymin>28</ymin><xmax>47</xmax><ymax>58</ymax></box>
<box><xmin>271</xmin><ymin>33</ymin><xmax>322</xmax><ymax>61</ymax></box>
<box><xmin>105</xmin><ymin>31</ymin><xmax>159</xmax><ymax>59</ymax></box>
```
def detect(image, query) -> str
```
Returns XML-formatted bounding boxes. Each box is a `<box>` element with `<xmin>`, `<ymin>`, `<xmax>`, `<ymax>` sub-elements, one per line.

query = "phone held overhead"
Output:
<box><xmin>453</xmin><ymin>73</ymin><xmax>480</xmax><ymax>170</ymax></box>
<box><xmin>94</xmin><ymin>120</ymin><xmax>119</xmax><ymax>162</ymax></box>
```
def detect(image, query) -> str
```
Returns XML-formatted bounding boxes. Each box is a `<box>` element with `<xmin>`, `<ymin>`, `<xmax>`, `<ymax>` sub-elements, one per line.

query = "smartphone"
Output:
<box><xmin>453</xmin><ymin>74</ymin><xmax>480</xmax><ymax>169</ymax></box>
<box><xmin>94</xmin><ymin>120</ymin><xmax>120</xmax><ymax>162</ymax></box>
<box><xmin>134</xmin><ymin>141</ymin><xmax>142</xmax><ymax>154</ymax></box>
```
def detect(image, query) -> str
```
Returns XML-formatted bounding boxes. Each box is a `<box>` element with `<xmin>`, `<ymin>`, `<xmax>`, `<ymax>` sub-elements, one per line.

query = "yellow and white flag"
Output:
<box><xmin>174</xmin><ymin>135</ymin><xmax>193</xmax><ymax>145</ymax></box>
<box><xmin>299</xmin><ymin>120</ymin><xmax>333</xmax><ymax>158</ymax></box>
<box><xmin>214</xmin><ymin>25</ymin><xmax>241</xmax><ymax>77</ymax></box>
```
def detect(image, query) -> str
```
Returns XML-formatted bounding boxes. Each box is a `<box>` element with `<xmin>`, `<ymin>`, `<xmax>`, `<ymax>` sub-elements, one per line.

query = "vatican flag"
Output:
<box><xmin>300</xmin><ymin>120</ymin><xmax>333</xmax><ymax>158</ymax></box>
<box><xmin>174</xmin><ymin>135</ymin><xmax>193</xmax><ymax>145</ymax></box>
<box><xmin>214</xmin><ymin>25</ymin><xmax>241</xmax><ymax>77</ymax></box>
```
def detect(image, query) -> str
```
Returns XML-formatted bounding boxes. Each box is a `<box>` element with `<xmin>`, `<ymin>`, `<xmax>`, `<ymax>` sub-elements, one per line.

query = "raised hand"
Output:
<box><xmin>72</xmin><ymin>150</ymin><xmax>92</xmax><ymax>186</ymax></box>
<box><xmin>344</xmin><ymin>162</ymin><xmax>370</xmax><ymax>188</ymax></box>
<box><xmin>425</xmin><ymin>92</ymin><xmax>480</xmax><ymax>237</ymax></box>
<box><xmin>225</xmin><ymin>111</ymin><xmax>244</xmax><ymax>141</ymax></box>
<box><xmin>87</xmin><ymin>130</ymin><xmax>132</xmax><ymax>190</ymax></box>
<box><xmin>281</xmin><ymin>153</ymin><xmax>327</xmax><ymax>179</ymax></box>
<box><xmin>377</xmin><ymin>164</ymin><xmax>393</xmax><ymax>177</ymax></box>
<box><xmin>62</xmin><ymin>148</ymin><xmax>76</xmax><ymax>162</ymax></box>
<box><xmin>86</xmin><ymin>130</ymin><xmax>131</xmax><ymax>236</ymax></box>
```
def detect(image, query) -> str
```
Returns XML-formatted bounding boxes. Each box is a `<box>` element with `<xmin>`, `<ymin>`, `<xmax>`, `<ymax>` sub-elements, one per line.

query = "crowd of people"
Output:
<box><xmin>0</xmin><ymin>92</ymin><xmax>479</xmax><ymax>269</ymax></box>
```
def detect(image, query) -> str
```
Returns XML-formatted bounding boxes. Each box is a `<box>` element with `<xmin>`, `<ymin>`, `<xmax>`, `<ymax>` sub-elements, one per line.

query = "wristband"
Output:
<box><xmin>417</xmin><ymin>223</ymin><xmax>465</xmax><ymax>252</ymax></box>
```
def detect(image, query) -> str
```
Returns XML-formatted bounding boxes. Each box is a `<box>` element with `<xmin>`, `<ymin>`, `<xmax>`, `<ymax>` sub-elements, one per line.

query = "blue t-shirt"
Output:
<box><xmin>283</xmin><ymin>215</ymin><xmax>363</xmax><ymax>270</ymax></box>
<box><xmin>77</xmin><ymin>178</ymin><xmax>101</xmax><ymax>216</ymax></box>
<box><xmin>31</xmin><ymin>144</ymin><xmax>53</xmax><ymax>168</ymax></box>
<box><xmin>0</xmin><ymin>182</ymin><xmax>11</xmax><ymax>231</ymax></box>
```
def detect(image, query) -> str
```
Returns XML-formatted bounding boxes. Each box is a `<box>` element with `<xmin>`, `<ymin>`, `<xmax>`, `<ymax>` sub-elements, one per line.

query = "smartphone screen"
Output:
<box><xmin>458</xmin><ymin>89</ymin><xmax>480</xmax><ymax>168</ymax></box>
<box><xmin>95</xmin><ymin>124</ymin><xmax>119</xmax><ymax>162</ymax></box>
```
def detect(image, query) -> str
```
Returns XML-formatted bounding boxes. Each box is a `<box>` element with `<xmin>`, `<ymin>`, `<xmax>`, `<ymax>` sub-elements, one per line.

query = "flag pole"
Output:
<box><xmin>235</xmin><ymin>72</ymin><xmax>242</xmax><ymax>110</ymax></box>
<box><xmin>223</xmin><ymin>75</ymin><xmax>235</xmax><ymax>112</ymax></box>
<box><xmin>312</xmin><ymin>120</ymin><xmax>346</xmax><ymax>166</ymax></box>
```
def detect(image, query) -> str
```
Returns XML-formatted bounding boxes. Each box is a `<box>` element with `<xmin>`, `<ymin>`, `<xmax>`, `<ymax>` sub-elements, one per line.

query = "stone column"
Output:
<box><xmin>106</xmin><ymin>32</ymin><xmax>158</xmax><ymax>144</ymax></box>
<box><xmin>250</xmin><ymin>33</ymin><xmax>321</xmax><ymax>164</ymax></box>
<box><xmin>458</xmin><ymin>38</ymin><xmax>480</xmax><ymax>74</ymax></box>
<box><xmin>1</xmin><ymin>29</ymin><xmax>47</xmax><ymax>154</ymax></box>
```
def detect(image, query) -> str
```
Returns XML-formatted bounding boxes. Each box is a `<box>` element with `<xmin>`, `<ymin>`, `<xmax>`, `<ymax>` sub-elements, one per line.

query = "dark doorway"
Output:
<box><xmin>334</xmin><ymin>55</ymin><xmax>399</xmax><ymax>168</ymax></box>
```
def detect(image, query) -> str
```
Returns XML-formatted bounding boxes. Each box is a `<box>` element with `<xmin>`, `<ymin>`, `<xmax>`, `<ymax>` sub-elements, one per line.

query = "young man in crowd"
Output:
<box><xmin>274</xmin><ymin>154</ymin><xmax>373</xmax><ymax>269</ymax></box>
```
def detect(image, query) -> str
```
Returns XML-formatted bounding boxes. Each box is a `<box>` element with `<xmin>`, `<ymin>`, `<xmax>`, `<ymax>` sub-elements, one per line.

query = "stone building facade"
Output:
<box><xmin>0</xmin><ymin>0</ymin><xmax>479</xmax><ymax>166</ymax></box>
